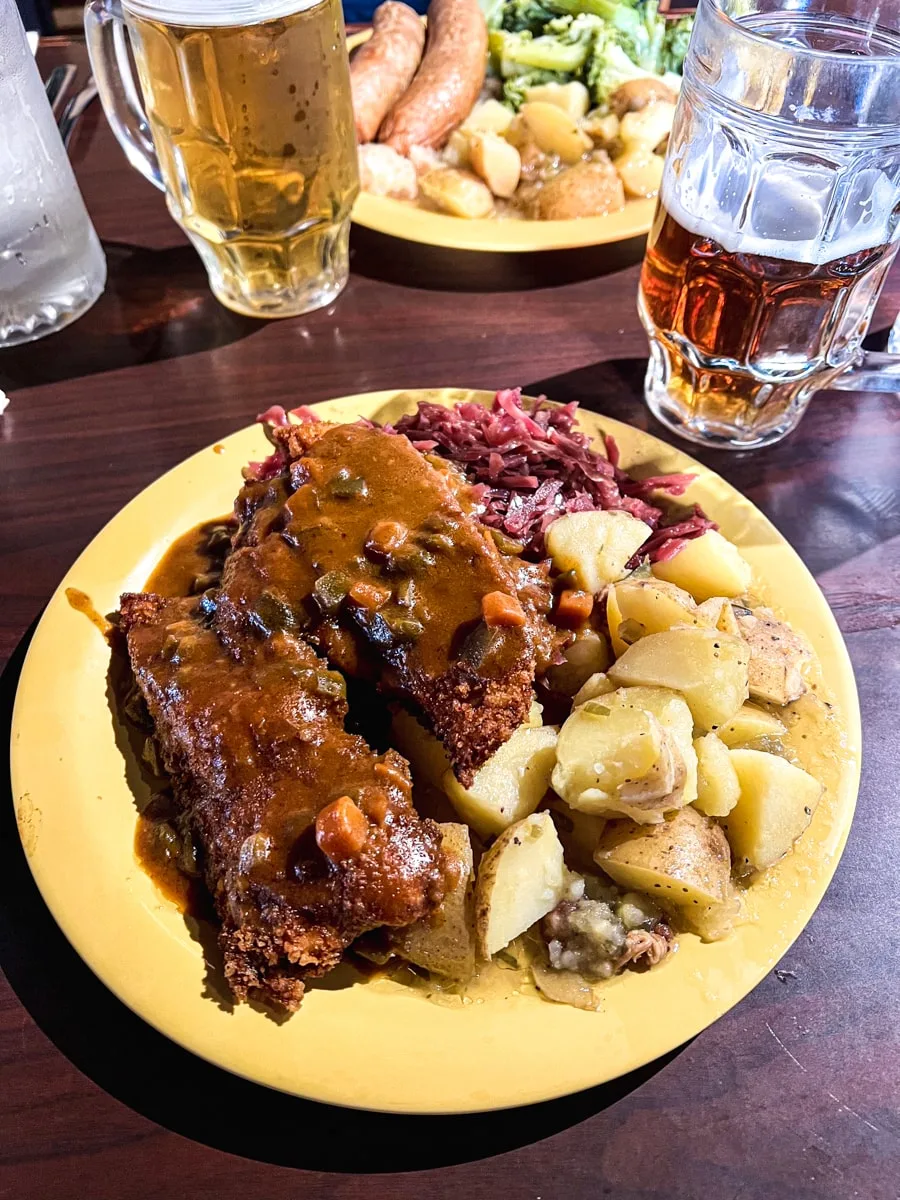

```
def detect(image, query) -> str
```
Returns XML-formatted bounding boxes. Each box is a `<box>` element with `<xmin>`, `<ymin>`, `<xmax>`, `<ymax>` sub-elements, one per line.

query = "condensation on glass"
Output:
<box><xmin>0</xmin><ymin>0</ymin><xmax>106</xmax><ymax>346</ymax></box>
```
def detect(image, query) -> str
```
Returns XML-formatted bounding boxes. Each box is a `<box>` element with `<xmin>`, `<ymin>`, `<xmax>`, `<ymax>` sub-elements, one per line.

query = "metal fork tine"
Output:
<box><xmin>58</xmin><ymin>77</ymin><xmax>99</xmax><ymax>149</ymax></box>
<box><xmin>45</xmin><ymin>63</ymin><xmax>77</xmax><ymax>116</ymax></box>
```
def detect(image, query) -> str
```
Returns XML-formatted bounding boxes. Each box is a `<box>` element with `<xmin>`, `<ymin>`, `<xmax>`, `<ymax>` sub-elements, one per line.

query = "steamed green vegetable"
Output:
<box><xmin>485</xmin><ymin>0</ymin><xmax>693</xmax><ymax>111</ymax></box>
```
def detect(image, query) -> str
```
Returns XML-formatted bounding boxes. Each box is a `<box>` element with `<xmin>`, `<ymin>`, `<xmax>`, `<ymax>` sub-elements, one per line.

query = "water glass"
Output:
<box><xmin>0</xmin><ymin>0</ymin><xmax>107</xmax><ymax>347</ymax></box>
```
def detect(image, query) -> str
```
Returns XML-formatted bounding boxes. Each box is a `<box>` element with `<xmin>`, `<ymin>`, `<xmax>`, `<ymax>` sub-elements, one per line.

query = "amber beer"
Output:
<box><xmin>123</xmin><ymin>0</ymin><xmax>359</xmax><ymax>317</ymax></box>
<box><xmin>639</xmin><ymin>198</ymin><xmax>899</xmax><ymax>445</ymax></box>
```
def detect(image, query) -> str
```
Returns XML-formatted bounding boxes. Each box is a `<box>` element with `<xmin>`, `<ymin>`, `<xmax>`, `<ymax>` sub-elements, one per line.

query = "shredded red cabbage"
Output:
<box><xmin>390</xmin><ymin>389</ymin><xmax>714</xmax><ymax>560</ymax></box>
<box><xmin>246</xmin><ymin>389</ymin><xmax>714</xmax><ymax>562</ymax></box>
<box><xmin>243</xmin><ymin>405</ymin><xmax>320</xmax><ymax>482</ymax></box>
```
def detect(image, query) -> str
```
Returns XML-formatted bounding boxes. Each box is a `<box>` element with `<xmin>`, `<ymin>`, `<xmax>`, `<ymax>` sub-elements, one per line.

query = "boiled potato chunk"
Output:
<box><xmin>441</xmin><ymin>128</ymin><xmax>471</xmax><ymax>169</ymax></box>
<box><xmin>604</xmin><ymin>685</ymin><xmax>697</xmax><ymax>805</ymax></box>
<box><xmin>524</xmin><ymin>80</ymin><xmax>591</xmax><ymax>119</ymax></box>
<box><xmin>615</xmin><ymin>147</ymin><xmax>664</xmax><ymax>199</ymax></box>
<box><xmin>595</xmin><ymin>806</ymin><xmax>732</xmax><ymax>910</ymax></box>
<box><xmin>543</xmin><ymin>629</ymin><xmax>610</xmax><ymax>696</ymax></box>
<box><xmin>462</xmin><ymin>98</ymin><xmax>514</xmax><ymax>136</ymax></box>
<box><xmin>725</xmin><ymin>749</ymin><xmax>823</xmax><ymax>871</ymax></box>
<box><xmin>734</xmin><ymin>606</ymin><xmax>811</xmax><ymax>706</ymax></box>
<box><xmin>697</xmin><ymin>596</ymin><xmax>742</xmax><ymax>637</ymax></box>
<box><xmin>651</xmin><ymin>530</ymin><xmax>752</xmax><ymax>602</ymax></box>
<box><xmin>443</xmin><ymin>723</ymin><xmax>558</xmax><ymax>839</ymax></box>
<box><xmin>608</xmin><ymin>626</ymin><xmax>750</xmax><ymax>732</ymax></box>
<box><xmin>552</xmin><ymin>701</ymin><xmax>686</xmax><ymax>822</ymax></box>
<box><xmin>693</xmin><ymin>733</ymin><xmax>740</xmax><ymax>817</ymax></box>
<box><xmin>474</xmin><ymin>812</ymin><xmax>567</xmax><ymax>958</ymax></box>
<box><xmin>717</xmin><ymin>703</ymin><xmax>787</xmax><ymax>747</ymax></box>
<box><xmin>469</xmin><ymin>132</ymin><xmax>521</xmax><ymax>199</ymax></box>
<box><xmin>581</xmin><ymin>109</ymin><xmax>620</xmax><ymax>146</ymax></box>
<box><xmin>608</xmin><ymin>578</ymin><xmax>701</xmax><ymax>657</ymax></box>
<box><xmin>546</xmin><ymin>510</ymin><xmax>652</xmax><ymax>595</ymax></box>
<box><xmin>519</xmin><ymin>101</ymin><xmax>593</xmax><ymax>163</ymax></box>
<box><xmin>390</xmin><ymin>707</ymin><xmax>451</xmax><ymax>791</ymax></box>
<box><xmin>419</xmin><ymin>168</ymin><xmax>494</xmax><ymax>219</ymax></box>
<box><xmin>618</xmin><ymin>100</ymin><xmax>677</xmax><ymax>151</ymax></box>
<box><xmin>389</xmin><ymin>823</ymin><xmax>475</xmax><ymax>980</ymax></box>
<box><xmin>571</xmin><ymin>671</ymin><xmax>616</xmax><ymax>706</ymax></box>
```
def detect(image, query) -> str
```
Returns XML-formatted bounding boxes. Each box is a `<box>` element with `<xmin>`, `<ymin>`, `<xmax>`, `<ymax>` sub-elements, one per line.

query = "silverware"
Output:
<box><xmin>44</xmin><ymin>63</ymin><xmax>77</xmax><ymax>117</ymax></box>
<box><xmin>58</xmin><ymin>77</ymin><xmax>99</xmax><ymax>149</ymax></box>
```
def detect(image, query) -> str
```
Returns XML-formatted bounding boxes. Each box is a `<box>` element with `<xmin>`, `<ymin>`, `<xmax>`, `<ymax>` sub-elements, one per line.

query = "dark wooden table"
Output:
<box><xmin>2</xmin><ymin>38</ymin><xmax>898</xmax><ymax>1200</ymax></box>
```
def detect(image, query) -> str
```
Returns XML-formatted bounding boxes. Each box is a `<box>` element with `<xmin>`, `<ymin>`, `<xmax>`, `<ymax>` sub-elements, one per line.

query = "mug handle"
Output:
<box><xmin>84</xmin><ymin>0</ymin><xmax>164</xmax><ymax>191</ymax></box>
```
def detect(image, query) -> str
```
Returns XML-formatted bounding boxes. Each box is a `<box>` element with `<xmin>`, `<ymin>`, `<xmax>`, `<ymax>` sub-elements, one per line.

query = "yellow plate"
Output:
<box><xmin>10</xmin><ymin>388</ymin><xmax>860</xmax><ymax>1114</ymax></box>
<box><xmin>348</xmin><ymin>29</ymin><xmax>656</xmax><ymax>253</ymax></box>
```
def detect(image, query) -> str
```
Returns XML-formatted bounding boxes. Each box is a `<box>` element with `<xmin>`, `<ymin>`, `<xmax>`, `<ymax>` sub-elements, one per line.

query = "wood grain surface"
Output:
<box><xmin>1</xmin><ymin>39</ymin><xmax>898</xmax><ymax>1200</ymax></box>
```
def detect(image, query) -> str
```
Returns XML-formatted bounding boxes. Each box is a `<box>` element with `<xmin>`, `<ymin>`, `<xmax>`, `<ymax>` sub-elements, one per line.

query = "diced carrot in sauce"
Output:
<box><xmin>367</xmin><ymin>519</ymin><xmax>408</xmax><ymax>556</ymax></box>
<box><xmin>555</xmin><ymin>588</ymin><xmax>594</xmax><ymax>628</ymax></box>
<box><xmin>482</xmin><ymin>591</ymin><xmax>527</xmax><ymax>628</ymax></box>
<box><xmin>315</xmin><ymin>795</ymin><xmax>369</xmax><ymax>862</ymax></box>
<box><xmin>374</xmin><ymin>760</ymin><xmax>410</xmax><ymax>794</ymax></box>
<box><xmin>348</xmin><ymin>579</ymin><xmax>392</xmax><ymax>610</ymax></box>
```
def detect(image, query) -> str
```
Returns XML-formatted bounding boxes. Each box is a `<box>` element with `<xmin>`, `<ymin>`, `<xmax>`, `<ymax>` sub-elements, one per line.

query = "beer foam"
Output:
<box><xmin>662</xmin><ymin>156</ymin><xmax>900</xmax><ymax>265</ymax></box>
<box><xmin>124</xmin><ymin>0</ymin><xmax>324</xmax><ymax>27</ymax></box>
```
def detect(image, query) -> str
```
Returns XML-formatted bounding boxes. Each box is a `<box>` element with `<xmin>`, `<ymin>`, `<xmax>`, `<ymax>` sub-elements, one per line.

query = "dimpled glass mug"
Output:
<box><xmin>639</xmin><ymin>0</ymin><xmax>900</xmax><ymax>448</ymax></box>
<box><xmin>85</xmin><ymin>0</ymin><xmax>359</xmax><ymax>318</ymax></box>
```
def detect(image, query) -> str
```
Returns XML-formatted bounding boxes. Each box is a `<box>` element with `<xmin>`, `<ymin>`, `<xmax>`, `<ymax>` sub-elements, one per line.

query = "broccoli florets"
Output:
<box><xmin>486</xmin><ymin>0</ymin><xmax>693</xmax><ymax>111</ymax></box>
<box><xmin>489</xmin><ymin>15</ymin><xmax>604</xmax><ymax>78</ymax></box>
<box><xmin>585</xmin><ymin>31</ymin><xmax>654</xmax><ymax>106</ymax></box>
<box><xmin>610</xmin><ymin>0</ymin><xmax>666</xmax><ymax>72</ymax></box>
<box><xmin>496</xmin><ymin>0</ymin><xmax>561</xmax><ymax>34</ymax></box>
<box><xmin>660</xmin><ymin>13</ymin><xmax>694</xmax><ymax>74</ymax></box>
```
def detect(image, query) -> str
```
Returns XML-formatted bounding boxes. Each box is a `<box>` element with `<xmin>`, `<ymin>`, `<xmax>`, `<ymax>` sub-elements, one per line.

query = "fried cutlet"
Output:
<box><xmin>219</xmin><ymin>422</ymin><xmax>562</xmax><ymax>785</ymax></box>
<box><xmin>120</xmin><ymin>591</ymin><xmax>444</xmax><ymax>1011</ymax></box>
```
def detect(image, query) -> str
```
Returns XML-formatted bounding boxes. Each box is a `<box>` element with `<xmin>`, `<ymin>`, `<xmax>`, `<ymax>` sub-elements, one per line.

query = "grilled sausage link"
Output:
<box><xmin>378</xmin><ymin>0</ymin><xmax>488</xmax><ymax>155</ymax></box>
<box><xmin>350</xmin><ymin>2</ymin><xmax>426</xmax><ymax>144</ymax></box>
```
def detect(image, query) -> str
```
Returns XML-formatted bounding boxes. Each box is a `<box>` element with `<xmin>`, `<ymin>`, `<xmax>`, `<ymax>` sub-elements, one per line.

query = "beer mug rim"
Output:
<box><xmin>705</xmin><ymin>0</ymin><xmax>900</xmax><ymax>64</ymax></box>
<box><xmin>692</xmin><ymin>0</ymin><xmax>900</xmax><ymax>135</ymax></box>
<box><xmin>122</xmin><ymin>0</ymin><xmax>322</xmax><ymax>29</ymax></box>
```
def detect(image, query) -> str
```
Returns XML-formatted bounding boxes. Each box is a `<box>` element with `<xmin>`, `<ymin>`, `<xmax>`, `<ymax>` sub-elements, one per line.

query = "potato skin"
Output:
<box><xmin>528</xmin><ymin>157</ymin><xmax>625</xmax><ymax>221</ymax></box>
<box><xmin>389</xmin><ymin>822</ymin><xmax>476</xmax><ymax>979</ymax></box>
<box><xmin>474</xmin><ymin>811</ymin><xmax>566</xmax><ymax>959</ymax></box>
<box><xmin>609</xmin><ymin>78</ymin><xmax>678</xmax><ymax>118</ymax></box>
<box><xmin>595</xmin><ymin>806</ymin><xmax>732</xmax><ymax>910</ymax></box>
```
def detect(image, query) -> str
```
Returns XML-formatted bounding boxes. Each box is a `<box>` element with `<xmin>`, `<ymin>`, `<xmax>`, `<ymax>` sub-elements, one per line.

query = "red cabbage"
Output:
<box><xmin>391</xmin><ymin>389</ymin><xmax>715</xmax><ymax>560</ymax></box>
<box><xmin>248</xmin><ymin>389</ymin><xmax>715</xmax><ymax>562</ymax></box>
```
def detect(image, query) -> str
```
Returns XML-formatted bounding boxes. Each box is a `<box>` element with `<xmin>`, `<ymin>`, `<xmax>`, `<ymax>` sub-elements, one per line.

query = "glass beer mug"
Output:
<box><xmin>85</xmin><ymin>0</ymin><xmax>359</xmax><ymax>318</ymax></box>
<box><xmin>640</xmin><ymin>0</ymin><xmax>900</xmax><ymax>449</ymax></box>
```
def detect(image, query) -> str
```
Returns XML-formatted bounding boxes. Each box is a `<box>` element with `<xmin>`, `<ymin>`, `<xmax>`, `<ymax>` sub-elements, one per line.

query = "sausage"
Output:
<box><xmin>378</xmin><ymin>0</ymin><xmax>488</xmax><ymax>156</ymax></box>
<box><xmin>350</xmin><ymin>2</ymin><xmax>426</xmax><ymax>144</ymax></box>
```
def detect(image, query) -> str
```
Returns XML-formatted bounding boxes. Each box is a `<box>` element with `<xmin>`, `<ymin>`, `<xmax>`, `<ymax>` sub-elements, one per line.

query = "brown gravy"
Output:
<box><xmin>132</xmin><ymin>517</ymin><xmax>234</xmax><ymax>910</ymax></box>
<box><xmin>144</xmin><ymin>517</ymin><xmax>234</xmax><ymax>598</ymax></box>
<box><xmin>134</xmin><ymin>810</ymin><xmax>198</xmax><ymax>912</ymax></box>
<box><xmin>66</xmin><ymin>587</ymin><xmax>112</xmax><ymax>636</ymax></box>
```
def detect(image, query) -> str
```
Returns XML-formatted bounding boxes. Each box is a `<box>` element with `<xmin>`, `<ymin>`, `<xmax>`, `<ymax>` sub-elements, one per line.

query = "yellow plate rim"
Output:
<box><xmin>347</xmin><ymin>29</ymin><xmax>656</xmax><ymax>253</ymax></box>
<box><xmin>10</xmin><ymin>388</ymin><xmax>861</xmax><ymax>1114</ymax></box>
